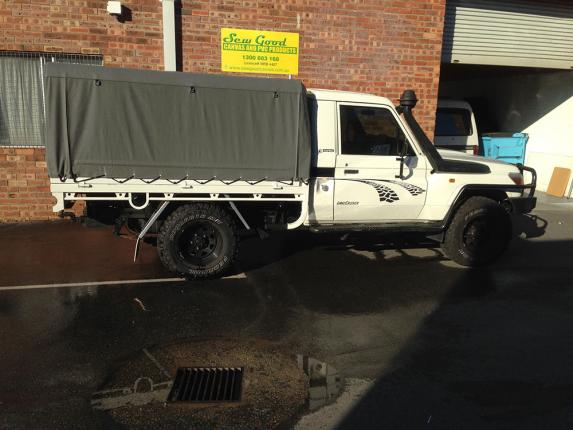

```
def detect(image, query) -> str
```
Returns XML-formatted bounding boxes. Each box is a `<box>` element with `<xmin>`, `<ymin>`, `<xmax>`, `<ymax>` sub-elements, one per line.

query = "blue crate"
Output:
<box><xmin>482</xmin><ymin>133</ymin><xmax>528</xmax><ymax>165</ymax></box>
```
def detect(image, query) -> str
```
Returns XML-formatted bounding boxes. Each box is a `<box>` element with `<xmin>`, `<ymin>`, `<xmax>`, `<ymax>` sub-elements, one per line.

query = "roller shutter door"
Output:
<box><xmin>442</xmin><ymin>0</ymin><xmax>573</xmax><ymax>69</ymax></box>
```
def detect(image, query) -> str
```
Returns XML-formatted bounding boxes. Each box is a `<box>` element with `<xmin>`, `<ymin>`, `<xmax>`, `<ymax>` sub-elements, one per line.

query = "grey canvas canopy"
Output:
<box><xmin>43</xmin><ymin>64</ymin><xmax>311</xmax><ymax>181</ymax></box>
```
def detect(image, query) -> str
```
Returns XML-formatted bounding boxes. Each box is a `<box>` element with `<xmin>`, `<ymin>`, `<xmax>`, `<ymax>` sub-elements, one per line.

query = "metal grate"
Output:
<box><xmin>168</xmin><ymin>367</ymin><xmax>243</xmax><ymax>402</ymax></box>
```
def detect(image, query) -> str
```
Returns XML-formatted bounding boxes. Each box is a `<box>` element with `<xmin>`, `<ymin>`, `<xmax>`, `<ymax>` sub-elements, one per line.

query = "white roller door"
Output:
<box><xmin>442</xmin><ymin>0</ymin><xmax>573</xmax><ymax>69</ymax></box>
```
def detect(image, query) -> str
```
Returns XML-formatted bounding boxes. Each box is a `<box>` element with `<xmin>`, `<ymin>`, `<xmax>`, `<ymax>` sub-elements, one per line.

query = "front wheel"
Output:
<box><xmin>157</xmin><ymin>204</ymin><xmax>237</xmax><ymax>279</ymax></box>
<box><xmin>442</xmin><ymin>196</ymin><xmax>512</xmax><ymax>267</ymax></box>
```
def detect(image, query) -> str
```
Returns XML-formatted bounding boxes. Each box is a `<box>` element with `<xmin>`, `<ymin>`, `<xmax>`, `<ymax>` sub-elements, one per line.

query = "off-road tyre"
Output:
<box><xmin>442</xmin><ymin>196</ymin><xmax>511</xmax><ymax>267</ymax></box>
<box><xmin>157</xmin><ymin>203</ymin><xmax>238</xmax><ymax>279</ymax></box>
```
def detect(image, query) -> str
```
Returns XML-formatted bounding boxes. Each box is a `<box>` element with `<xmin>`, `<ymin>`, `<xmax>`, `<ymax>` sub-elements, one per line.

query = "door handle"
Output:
<box><xmin>344</xmin><ymin>169</ymin><xmax>359</xmax><ymax>174</ymax></box>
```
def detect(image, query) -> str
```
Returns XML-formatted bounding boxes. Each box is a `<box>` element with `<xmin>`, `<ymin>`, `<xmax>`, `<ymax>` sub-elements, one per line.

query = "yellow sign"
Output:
<box><xmin>221</xmin><ymin>28</ymin><xmax>299</xmax><ymax>75</ymax></box>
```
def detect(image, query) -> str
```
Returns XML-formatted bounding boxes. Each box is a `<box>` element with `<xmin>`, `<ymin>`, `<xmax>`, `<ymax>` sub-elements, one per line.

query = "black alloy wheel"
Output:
<box><xmin>158</xmin><ymin>203</ymin><xmax>238</xmax><ymax>279</ymax></box>
<box><xmin>175</xmin><ymin>220</ymin><xmax>223</xmax><ymax>268</ymax></box>
<box><xmin>442</xmin><ymin>196</ymin><xmax>512</xmax><ymax>267</ymax></box>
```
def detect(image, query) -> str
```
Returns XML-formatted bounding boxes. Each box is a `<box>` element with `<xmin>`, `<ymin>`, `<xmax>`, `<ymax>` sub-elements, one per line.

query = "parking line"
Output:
<box><xmin>0</xmin><ymin>272</ymin><xmax>248</xmax><ymax>292</ymax></box>
<box><xmin>0</xmin><ymin>277</ymin><xmax>186</xmax><ymax>292</ymax></box>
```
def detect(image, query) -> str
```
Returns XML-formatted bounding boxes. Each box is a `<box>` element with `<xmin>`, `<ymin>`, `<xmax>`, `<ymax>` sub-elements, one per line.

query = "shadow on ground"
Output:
<box><xmin>332</xmin><ymin>214</ymin><xmax>573</xmax><ymax>429</ymax></box>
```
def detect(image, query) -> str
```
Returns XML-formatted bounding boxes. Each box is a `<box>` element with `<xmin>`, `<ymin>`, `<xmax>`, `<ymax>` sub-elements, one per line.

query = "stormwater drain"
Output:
<box><xmin>90</xmin><ymin>340</ymin><xmax>345</xmax><ymax>429</ymax></box>
<box><xmin>297</xmin><ymin>354</ymin><xmax>344</xmax><ymax>411</ymax></box>
<box><xmin>90</xmin><ymin>339</ymin><xmax>308</xmax><ymax>430</ymax></box>
<box><xmin>168</xmin><ymin>367</ymin><xmax>243</xmax><ymax>402</ymax></box>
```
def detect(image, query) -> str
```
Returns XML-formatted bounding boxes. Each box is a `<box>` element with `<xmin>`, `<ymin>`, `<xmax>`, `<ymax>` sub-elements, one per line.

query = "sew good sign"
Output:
<box><xmin>221</xmin><ymin>28</ymin><xmax>299</xmax><ymax>75</ymax></box>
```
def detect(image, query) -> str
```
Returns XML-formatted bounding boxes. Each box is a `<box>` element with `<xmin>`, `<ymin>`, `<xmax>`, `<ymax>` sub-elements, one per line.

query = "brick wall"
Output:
<box><xmin>1</xmin><ymin>148</ymin><xmax>53</xmax><ymax>221</ymax></box>
<box><xmin>0</xmin><ymin>0</ymin><xmax>446</xmax><ymax>222</ymax></box>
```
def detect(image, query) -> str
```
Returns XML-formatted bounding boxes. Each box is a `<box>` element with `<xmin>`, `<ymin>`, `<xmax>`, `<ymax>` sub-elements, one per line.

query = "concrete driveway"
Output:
<box><xmin>0</xmin><ymin>197</ymin><xmax>572</xmax><ymax>429</ymax></box>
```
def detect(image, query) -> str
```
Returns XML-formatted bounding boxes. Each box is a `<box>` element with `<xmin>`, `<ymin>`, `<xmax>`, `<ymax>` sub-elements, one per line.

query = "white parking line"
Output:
<box><xmin>0</xmin><ymin>277</ymin><xmax>186</xmax><ymax>292</ymax></box>
<box><xmin>0</xmin><ymin>272</ymin><xmax>248</xmax><ymax>292</ymax></box>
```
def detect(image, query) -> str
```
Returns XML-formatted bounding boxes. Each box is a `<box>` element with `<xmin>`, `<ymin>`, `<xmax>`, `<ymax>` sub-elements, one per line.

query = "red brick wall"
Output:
<box><xmin>0</xmin><ymin>148</ymin><xmax>54</xmax><ymax>221</ymax></box>
<box><xmin>181</xmin><ymin>0</ymin><xmax>446</xmax><ymax>129</ymax></box>
<box><xmin>0</xmin><ymin>0</ymin><xmax>445</xmax><ymax>221</ymax></box>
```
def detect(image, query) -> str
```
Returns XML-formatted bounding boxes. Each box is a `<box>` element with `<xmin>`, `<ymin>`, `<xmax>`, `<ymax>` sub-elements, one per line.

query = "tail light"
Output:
<box><xmin>473</xmin><ymin>145</ymin><xmax>479</xmax><ymax>156</ymax></box>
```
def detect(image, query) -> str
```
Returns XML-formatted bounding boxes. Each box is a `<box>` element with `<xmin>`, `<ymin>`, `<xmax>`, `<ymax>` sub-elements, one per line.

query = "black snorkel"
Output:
<box><xmin>396</xmin><ymin>90</ymin><xmax>443</xmax><ymax>172</ymax></box>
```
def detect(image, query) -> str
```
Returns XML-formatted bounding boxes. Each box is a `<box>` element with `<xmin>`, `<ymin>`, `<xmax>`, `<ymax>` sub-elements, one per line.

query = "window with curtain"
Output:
<box><xmin>0</xmin><ymin>52</ymin><xmax>103</xmax><ymax>147</ymax></box>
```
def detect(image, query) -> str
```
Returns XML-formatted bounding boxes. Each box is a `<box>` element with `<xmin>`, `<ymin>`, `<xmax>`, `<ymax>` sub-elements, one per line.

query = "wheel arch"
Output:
<box><xmin>442</xmin><ymin>187</ymin><xmax>509</xmax><ymax>230</ymax></box>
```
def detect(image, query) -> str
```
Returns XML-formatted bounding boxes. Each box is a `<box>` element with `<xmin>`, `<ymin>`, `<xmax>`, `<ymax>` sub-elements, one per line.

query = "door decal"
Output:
<box><xmin>356</xmin><ymin>180</ymin><xmax>399</xmax><ymax>202</ymax></box>
<box><xmin>383</xmin><ymin>180</ymin><xmax>425</xmax><ymax>196</ymax></box>
<box><xmin>354</xmin><ymin>180</ymin><xmax>425</xmax><ymax>203</ymax></box>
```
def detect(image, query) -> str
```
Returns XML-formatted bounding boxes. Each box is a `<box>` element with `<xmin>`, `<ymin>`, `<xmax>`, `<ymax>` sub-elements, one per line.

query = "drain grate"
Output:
<box><xmin>168</xmin><ymin>367</ymin><xmax>243</xmax><ymax>402</ymax></box>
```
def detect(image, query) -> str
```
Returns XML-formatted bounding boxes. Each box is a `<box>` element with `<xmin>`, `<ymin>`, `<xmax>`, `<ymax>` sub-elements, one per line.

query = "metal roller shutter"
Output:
<box><xmin>442</xmin><ymin>0</ymin><xmax>573</xmax><ymax>69</ymax></box>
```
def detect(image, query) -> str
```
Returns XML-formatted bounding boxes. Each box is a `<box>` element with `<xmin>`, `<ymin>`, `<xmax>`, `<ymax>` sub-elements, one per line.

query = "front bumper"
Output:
<box><xmin>509</xmin><ymin>164</ymin><xmax>537</xmax><ymax>214</ymax></box>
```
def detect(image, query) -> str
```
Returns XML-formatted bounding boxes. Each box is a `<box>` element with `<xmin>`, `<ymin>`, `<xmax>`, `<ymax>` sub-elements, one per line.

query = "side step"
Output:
<box><xmin>308</xmin><ymin>222</ymin><xmax>444</xmax><ymax>235</ymax></box>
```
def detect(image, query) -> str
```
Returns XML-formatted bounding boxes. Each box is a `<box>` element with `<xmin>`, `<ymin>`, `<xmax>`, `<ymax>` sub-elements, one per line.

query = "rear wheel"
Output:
<box><xmin>442</xmin><ymin>196</ymin><xmax>511</xmax><ymax>267</ymax></box>
<box><xmin>158</xmin><ymin>204</ymin><xmax>237</xmax><ymax>279</ymax></box>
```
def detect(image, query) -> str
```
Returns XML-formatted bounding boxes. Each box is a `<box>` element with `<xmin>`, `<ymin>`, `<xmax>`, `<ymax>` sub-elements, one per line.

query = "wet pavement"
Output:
<box><xmin>0</xmin><ymin>221</ymin><xmax>172</xmax><ymax>286</ymax></box>
<box><xmin>1</xmin><ymin>198</ymin><xmax>573</xmax><ymax>429</ymax></box>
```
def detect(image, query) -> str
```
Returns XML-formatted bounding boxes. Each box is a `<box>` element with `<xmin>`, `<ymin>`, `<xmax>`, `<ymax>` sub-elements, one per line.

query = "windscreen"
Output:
<box><xmin>435</xmin><ymin>108</ymin><xmax>472</xmax><ymax>137</ymax></box>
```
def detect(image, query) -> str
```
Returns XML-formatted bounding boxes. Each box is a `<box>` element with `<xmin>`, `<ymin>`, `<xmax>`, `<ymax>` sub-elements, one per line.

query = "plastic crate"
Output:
<box><xmin>481</xmin><ymin>132</ymin><xmax>528</xmax><ymax>165</ymax></box>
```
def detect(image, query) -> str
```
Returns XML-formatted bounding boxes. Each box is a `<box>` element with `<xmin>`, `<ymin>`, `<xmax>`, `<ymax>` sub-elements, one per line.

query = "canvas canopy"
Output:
<box><xmin>44</xmin><ymin>64</ymin><xmax>311</xmax><ymax>181</ymax></box>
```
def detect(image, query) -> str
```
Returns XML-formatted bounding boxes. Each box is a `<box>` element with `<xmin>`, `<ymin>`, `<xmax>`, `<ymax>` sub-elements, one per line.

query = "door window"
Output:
<box><xmin>340</xmin><ymin>105</ymin><xmax>409</xmax><ymax>156</ymax></box>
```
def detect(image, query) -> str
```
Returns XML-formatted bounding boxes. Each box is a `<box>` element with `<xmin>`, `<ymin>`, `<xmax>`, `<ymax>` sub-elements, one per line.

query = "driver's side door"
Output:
<box><xmin>334</xmin><ymin>103</ymin><xmax>428</xmax><ymax>222</ymax></box>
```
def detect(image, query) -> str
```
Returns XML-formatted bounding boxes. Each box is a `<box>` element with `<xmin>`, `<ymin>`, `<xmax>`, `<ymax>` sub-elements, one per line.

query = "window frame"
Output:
<box><xmin>336</xmin><ymin>102</ymin><xmax>418</xmax><ymax>158</ymax></box>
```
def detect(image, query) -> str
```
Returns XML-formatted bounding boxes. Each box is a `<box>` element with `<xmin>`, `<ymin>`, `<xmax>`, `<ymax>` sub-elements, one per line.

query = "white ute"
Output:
<box><xmin>49</xmin><ymin>82</ymin><xmax>537</xmax><ymax>279</ymax></box>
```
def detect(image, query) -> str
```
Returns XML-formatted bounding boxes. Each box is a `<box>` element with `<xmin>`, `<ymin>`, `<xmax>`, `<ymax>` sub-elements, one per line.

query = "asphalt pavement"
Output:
<box><xmin>1</xmin><ymin>197</ymin><xmax>572</xmax><ymax>429</ymax></box>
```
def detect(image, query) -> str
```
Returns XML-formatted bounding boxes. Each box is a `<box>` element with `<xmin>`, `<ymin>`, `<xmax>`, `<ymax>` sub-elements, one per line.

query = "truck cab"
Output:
<box><xmin>307</xmin><ymin>90</ymin><xmax>429</xmax><ymax>224</ymax></box>
<box><xmin>304</xmin><ymin>89</ymin><xmax>536</xmax><ymax>268</ymax></box>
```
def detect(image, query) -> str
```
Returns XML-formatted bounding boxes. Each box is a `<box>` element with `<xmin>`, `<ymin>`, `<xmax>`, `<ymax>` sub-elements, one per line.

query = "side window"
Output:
<box><xmin>340</xmin><ymin>105</ymin><xmax>409</xmax><ymax>156</ymax></box>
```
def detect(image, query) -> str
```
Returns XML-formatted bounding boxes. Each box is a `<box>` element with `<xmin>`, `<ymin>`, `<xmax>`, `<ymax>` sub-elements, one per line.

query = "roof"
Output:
<box><xmin>437</xmin><ymin>99</ymin><xmax>472</xmax><ymax>109</ymax></box>
<box><xmin>308</xmin><ymin>88</ymin><xmax>395</xmax><ymax>106</ymax></box>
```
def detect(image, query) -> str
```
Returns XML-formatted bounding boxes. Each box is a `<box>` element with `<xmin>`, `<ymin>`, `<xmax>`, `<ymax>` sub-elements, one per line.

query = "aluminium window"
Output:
<box><xmin>0</xmin><ymin>52</ymin><xmax>103</xmax><ymax>147</ymax></box>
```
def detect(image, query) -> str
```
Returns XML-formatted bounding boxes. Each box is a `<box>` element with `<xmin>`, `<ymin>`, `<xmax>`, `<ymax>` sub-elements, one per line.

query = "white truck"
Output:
<box><xmin>45</xmin><ymin>65</ymin><xmax>536</xmax><ymax>279</ymax></box>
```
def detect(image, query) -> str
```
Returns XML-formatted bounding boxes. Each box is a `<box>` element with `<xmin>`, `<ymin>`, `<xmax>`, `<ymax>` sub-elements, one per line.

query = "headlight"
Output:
<box><xmin>508</xmin><ymin>172</ymin><xmax>524</xmax><ymax>185</ymax></box>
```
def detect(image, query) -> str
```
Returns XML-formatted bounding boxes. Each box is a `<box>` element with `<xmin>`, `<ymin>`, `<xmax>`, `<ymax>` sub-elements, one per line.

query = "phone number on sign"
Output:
<box><xmin>242</xmin><ymin>55</ymin><xmax>280</xmax><ymax>61</ymax></box>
